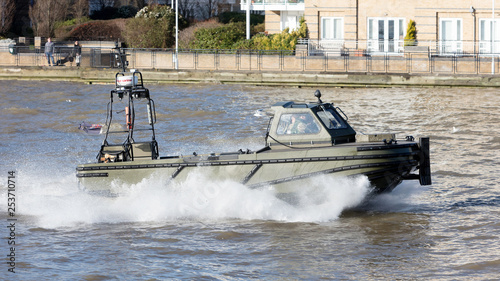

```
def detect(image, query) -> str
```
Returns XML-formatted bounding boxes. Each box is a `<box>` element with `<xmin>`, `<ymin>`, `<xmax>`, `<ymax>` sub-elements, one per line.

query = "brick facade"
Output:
<box><xmin>263</xmin><ymin>0</ymin><xmax>500</xmax><ymax>54</ymax></box>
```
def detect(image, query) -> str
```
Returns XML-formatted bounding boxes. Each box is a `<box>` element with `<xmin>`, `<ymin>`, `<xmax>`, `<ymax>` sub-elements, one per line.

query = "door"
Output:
<box><xmin>368</xmin><ymin>18</ymin><xmax>404</xmax><ymax>53</ymax></box>
<box><xmin>281</xmin><ymin>11</ymin><xmax>302</xmax><ymax>31</ymax></box>
<box><xmin>439</xmin><ymin>18</ymin><xmax>463</xmax><ymax>54</ymax></box>
<box><xmin>480</xmin><ymin>19</ymin><xmax>500</xmax><ymax>54</ymax></box>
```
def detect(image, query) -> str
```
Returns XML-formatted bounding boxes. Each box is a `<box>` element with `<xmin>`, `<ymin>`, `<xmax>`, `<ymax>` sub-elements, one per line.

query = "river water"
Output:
<box><xmin>0</xmin><ymin>80</ymin><xmax>499</xmax><ymax>279</ymax></box>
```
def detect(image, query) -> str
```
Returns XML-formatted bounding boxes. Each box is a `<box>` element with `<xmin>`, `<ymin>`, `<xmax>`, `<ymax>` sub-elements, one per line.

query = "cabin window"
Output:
<box><xmin>276</xmin><ymin>113</ymin><xmax>321</xmax><ymax>135</ymax></box>
<box><xmin>317</xmin><ymin>108</ymin><xmax>347</xmax><ymax>129</ymax></box>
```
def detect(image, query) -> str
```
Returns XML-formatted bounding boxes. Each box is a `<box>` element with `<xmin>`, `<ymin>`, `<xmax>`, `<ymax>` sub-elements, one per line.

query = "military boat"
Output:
<box><xmin>76</xmin><ymin>51</ymin><xmax>431</xmax><ymax>196</ymax></box>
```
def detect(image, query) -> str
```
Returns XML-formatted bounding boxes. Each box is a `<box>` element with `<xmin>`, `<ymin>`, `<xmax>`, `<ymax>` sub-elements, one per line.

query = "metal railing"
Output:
<box><xmin>2</xmin><ymin>45</ymin><xmax>500</xmax><ymax>75</ymax></box>
<box><xmin>300</xmin><ymin>38</ymin><xmax>500</xmax><ymax>57</ymax></box>
<box><xmin>240</xmin><ymin>0</ymin><xmax>304</xmax><ymax>11</ymax></box>
<box><xmin>241</xmin><ymin>0</ymin><xmax>304</xmax><ymax>4</ymax></box>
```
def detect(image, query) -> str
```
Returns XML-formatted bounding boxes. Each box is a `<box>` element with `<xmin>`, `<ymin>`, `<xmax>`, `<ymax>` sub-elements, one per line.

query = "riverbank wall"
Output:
<box><xmin>2</xmin><ymin>66</ymin><xmax>500</xmax><ymax>87</ymax></box>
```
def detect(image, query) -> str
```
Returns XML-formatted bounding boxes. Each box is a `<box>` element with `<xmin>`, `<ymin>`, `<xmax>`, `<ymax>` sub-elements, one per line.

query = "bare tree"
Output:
<box><xmin>133</xmin><ymin>0</ymin><xmax>147</xmax><ymax>9</ymax></box>
<box><xmin>0</xmin><ymin>0</ymin><xmax>15</xmax><ymax>35</ymax></box>
<box><xmin>144</xmin><ymin>0</ymin><xmax>160</xmax><ymax>5</ymax></box>
<box><xmin>29</xmin><ymin>0</ymin><xmax>69</xmax><ymax>37</ymax></box>
<box><xmin>205</xmin><ymin>0</ymin><xmax>219</xmax><ymax>19</ymax></box>
<box><xmin>178</xmin><ymin>0</ymin><xmax>197</xmax><ymax>20</ymax></box>
<box><xmin>115</xmin><ymin>0</ymin><xmax>146</xmax><ymax>8</ymax></box>
<box><xmin>95</xmin><ymin>0</ymin><xmax>115</xmax><ymax>9</ymax></box>
<box><xmin>72</xmin><ymin>0</ymin><xmax>89</xmax><ymax>24</ymax></box>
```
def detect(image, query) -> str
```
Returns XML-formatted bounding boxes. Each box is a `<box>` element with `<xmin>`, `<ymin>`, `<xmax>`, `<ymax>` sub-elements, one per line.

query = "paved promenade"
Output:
<box><xmin>1</xmin><ymin>66</ymin><xmax>500</xmax><ymax>87</ymax></box>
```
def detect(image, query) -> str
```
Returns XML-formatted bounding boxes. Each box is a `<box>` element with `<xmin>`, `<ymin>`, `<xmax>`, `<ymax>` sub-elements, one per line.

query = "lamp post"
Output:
<box><xmin>246</xmin><ymin>0</ymin><xmax>250</xmax><ymax>40</ymax></box>
<box><xmin>493</xmin><ymin>0</ymin><xmax>495</xmax><ymax>74</ymax></box>
<box><xmin>470</xmin><ymin>6</ymin><xmax>476</xmax><ymax>55</ymax></box>
<box><xmin>175</xmin><ymin>0</ymin><xmax>179</xmax><ymax>70</ymax></box>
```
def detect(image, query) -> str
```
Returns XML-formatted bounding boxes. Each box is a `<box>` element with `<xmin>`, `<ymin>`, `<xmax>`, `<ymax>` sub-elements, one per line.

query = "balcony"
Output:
<box><xmin>240</xmin><ymin>0</ymin><xmax>304</xmax><ymax>11</ymax></box>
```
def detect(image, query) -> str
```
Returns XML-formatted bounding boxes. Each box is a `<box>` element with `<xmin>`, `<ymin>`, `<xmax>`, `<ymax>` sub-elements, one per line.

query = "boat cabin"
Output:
<box><xmin>267</xmin><ymin>91</ymin><xmax>356</xmax><ymax>147</ymax></box>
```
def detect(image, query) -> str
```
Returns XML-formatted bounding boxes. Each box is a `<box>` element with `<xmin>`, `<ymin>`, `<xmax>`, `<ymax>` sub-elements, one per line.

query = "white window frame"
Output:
<box><xmin>479</xmin><ymin>18</ymin><xmax>500</xmax><ymax>54</ymax></box>
<box><xmin>281</xmin><ymin>11</ymin><xmax>303</xmax><ymax>32</ymax></box>
<box><xmin>439</xmin><ymin>18</ymin><xmax>463</xmax><ymax>54</ymax></box>
<box><xmin>321</xmin><ymin>17</ymin><xmax>344</xmax><ymax>40</ymax></box>
<box><xmin>318</xmin><ymin>17</ymin><xmax>344</xmax><ymax>54</ymax></box>
<box><xmin>367</xmin><ymin>17</ymin><xmax>405</xmax><ymax>54</ymax></box>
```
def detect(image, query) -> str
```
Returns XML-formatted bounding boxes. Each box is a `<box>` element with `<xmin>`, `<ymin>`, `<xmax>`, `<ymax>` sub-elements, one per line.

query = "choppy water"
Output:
<box><xmin>0</xmin><ymin>80</ymin><xmax>499</xmax><ymax>279</ymax></box>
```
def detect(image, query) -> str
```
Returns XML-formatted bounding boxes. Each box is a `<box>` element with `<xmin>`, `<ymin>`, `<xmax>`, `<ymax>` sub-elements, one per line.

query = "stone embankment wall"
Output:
<box><xmin>2</xmin><ymin>50</ymin><xmax>500</xmax><ymax>87</ymax></box>
<box><xmin>2</xmin><ymin>66</ymin><xmax>500</xmax><ymax>87</ymax></box>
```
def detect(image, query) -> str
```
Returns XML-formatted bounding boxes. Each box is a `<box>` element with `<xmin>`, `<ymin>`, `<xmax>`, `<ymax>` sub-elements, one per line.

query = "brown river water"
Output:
<box><xmin>0</xmin><ymin>80</ymin><xmax>499</xmax><ymax>279</ymax></box>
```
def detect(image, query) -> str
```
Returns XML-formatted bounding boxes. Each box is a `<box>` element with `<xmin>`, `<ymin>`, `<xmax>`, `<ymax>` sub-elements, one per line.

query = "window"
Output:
<box><xmin>316</xmin><ymin>109</ymin><xmax>347</xmax><ymax>129</ymax></box>
<box><xmin>276</xmin><ymin>113</ymin><xmax>321</xmax><ymax>135</ymax></box>
<box><xmin>479</xmin><ymin>19</ymin><xmax>500</xmax><ymax>54</ymax></box>
<box><xmin>439</xmin><ymin>18</ymin><xmax>463</xmax><ymax>54</ymax></box>
<box><xmin>321</xmin><ymin>17</ymin><xmax>343</xmax><ymax>40</ymax></box>
<box><xmin>367</xmin><ymin>18</ymin><xmax>405</xmax><ymax>53</ymax></box>
<box><xmin>281</xmin><ymin>11</ymin><xmax>303</xmax><ymax>31</ymax></box>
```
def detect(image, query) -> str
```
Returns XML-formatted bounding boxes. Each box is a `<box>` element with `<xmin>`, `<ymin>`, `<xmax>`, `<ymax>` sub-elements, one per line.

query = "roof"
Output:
<box><xmin>271</xmin><ymin>101</ymin><xmax>319</xmax><ymax>109</ymax></box>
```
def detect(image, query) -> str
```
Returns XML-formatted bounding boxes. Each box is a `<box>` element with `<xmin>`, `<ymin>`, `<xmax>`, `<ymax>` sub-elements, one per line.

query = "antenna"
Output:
<box><xmin>314</xmin><ymin>89</ymin><xmax>323</xmax><ymax>103</ymax></box>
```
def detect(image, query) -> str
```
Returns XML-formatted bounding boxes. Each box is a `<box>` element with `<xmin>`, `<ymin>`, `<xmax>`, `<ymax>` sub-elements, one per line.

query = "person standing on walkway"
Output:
<box><xmin>45</xmin><ymin>38</ymin><xmax>55</xmax><ymax>66</ymax></box>
<box><xmin>73</xmin><ymin>40</ymin><xmax>82</xmax><ymax>67</ymax></box>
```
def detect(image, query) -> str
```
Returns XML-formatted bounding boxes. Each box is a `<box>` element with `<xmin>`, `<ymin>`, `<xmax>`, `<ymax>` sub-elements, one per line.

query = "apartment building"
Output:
<box><xmin>242</xmin><ymin>0</ymin><xmax>500</xmax><ymax>55</ymax></box>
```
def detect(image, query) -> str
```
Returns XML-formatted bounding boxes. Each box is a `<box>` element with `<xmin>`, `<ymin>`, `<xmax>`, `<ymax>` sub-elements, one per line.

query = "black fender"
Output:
<box><xmin>419</xmin><ymin>137</ymin><xmax>432</xmax><ymax>185</ymax></box>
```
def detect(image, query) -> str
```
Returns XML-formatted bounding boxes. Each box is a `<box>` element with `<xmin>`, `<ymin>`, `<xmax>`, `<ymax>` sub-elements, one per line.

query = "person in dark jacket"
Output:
<box><xmin>44</xmin><ymin>38</ymin><xmax>55</xmax><ymax>66</ymax></box>
<box><xmin>73</xmin><ymin>41</ymin><xmax>82</xmax><ymax>67</ymax></box>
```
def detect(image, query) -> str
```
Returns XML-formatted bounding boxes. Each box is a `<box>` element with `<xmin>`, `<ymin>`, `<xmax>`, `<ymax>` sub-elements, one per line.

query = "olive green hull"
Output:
<box><xmin>77</xmin><ymin>141</ymin><xmax>423</xmax><ymax>196</ymax></box>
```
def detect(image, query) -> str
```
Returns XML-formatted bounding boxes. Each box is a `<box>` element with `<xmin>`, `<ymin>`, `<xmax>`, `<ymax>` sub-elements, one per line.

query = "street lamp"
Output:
<box><xmin>246</xmin><ymin>0</ymin><xmax>251</xmax><ymax>40</ymax></box>
<box><xmin>470</xmin><ymin>6</ymin><xmax>476</xmax><ymax>55</ymax></box>
<box><xmin>175</xmin><ymin>0</ymin><xmax>179</xmax><ymax>70</ymax></box>
<box><xmin>493</xmin><ymin>0</ymin><xmax>495</xmax><ymax>74</ymax></box>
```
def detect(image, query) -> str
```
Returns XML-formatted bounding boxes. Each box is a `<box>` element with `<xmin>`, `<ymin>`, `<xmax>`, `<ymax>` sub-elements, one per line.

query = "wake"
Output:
<box><xmin>3</xmin><ymin>169</ymin><xmax>376</xmax><ymax>228</ymax></box>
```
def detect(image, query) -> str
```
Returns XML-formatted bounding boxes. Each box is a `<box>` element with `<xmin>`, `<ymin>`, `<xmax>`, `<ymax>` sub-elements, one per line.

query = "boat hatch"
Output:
<box><xmin>316</xmin><ymin>107</ymin><xmax>348</xmax><ymax>129</ymax></box>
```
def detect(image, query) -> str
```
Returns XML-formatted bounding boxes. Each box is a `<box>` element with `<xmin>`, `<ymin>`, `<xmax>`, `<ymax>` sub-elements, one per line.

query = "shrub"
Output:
<box><xmin>190</xmin><ymin>22</ymin><xmax>246</xmax><ymax>49</ymax></box>
<box><xmin>297</xmin><ymin>16</ymin><xmax>308</xmax><ymax>39</ymax></box>
<box><xmin>253</xmin><ymin>23</ymin><xmax>265</xmax><ymax>34</ymax></box>
<box><xmin>178</xmin><ymin>18</ymin><xmax>223</xmax><ymax>49</ymax></box>
<box><xmin>68</xmin><ymin>19</ymin><xmax>126</xmax><ymax>40</ymax></box>
<box><xmin>404</xmin><ymin>20</ymin><xmax>417</xmax><ymax>46</ymax></box>
<box><xmin>91</xmin><ymin>5</ymin><xmax>138</xmax><ymax>20</ymax></box>
<box><xmin>231</xmin><ymin>38</ymin><xmax>254</xmax><ymax>50</ymax></box>
<box><xmin>54</xmin><ymin>17</ymin><xmax>89</xmax><ymax>29</ymax></box>
<box><xmin>122</xmin><ymin>5</ymin><xmax>187</xmax><ymax>48</ymax></box>
<box><xmin>116</xmin><ymin>6</ymin><xmax>138</xmax><ymax>18</ymax></box>
<box><xmin>251</xmin><ymin>29</ymin><xmax>297</xmax><ymax>51</ymax></box>
<box><xmin>135</xmin><ymin>5</ymin><xmax>174</xmax><ymax>19</ymax></box>
<box><xmin>54</xmin><ymin>17</ymin><xmax>92</xmax><ymax>38</ymax></box>
<box><xmin>218</xmin><ymin>11</ymin><xmax>264</xmax><ymax>25</ymax></box>
<box><xmin>240</xmin><ymin>16</ymin><xmax>308</xmax><ymax>51</ymax></box>
<box><xmin>91</xmin><ymin>6</ymin><xmax>119</xmax><ymax>20</ymax></box>
<box><xmin>123</xmin><ymin>17</ymin><xmax>173</xmax><ymax>48</ymax></box>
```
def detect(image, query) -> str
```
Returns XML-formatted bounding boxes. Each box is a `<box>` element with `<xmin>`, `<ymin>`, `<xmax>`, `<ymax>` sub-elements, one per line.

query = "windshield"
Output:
<box><xmin>317</xmin><ymin>108</ymin><xmax>347</xmax><ymax>129</ymax></box>
<box><xmin>276</xmin><ymin>113</ymin><xmax>321</xmax><ymax>135</ymax></box>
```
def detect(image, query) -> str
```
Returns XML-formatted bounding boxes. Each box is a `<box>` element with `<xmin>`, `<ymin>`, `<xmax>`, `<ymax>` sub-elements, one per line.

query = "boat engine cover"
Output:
<box><xmin>117</xmin><ymin>75</ymin><xmax>138</xmax><ymax>87</ymax></box>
